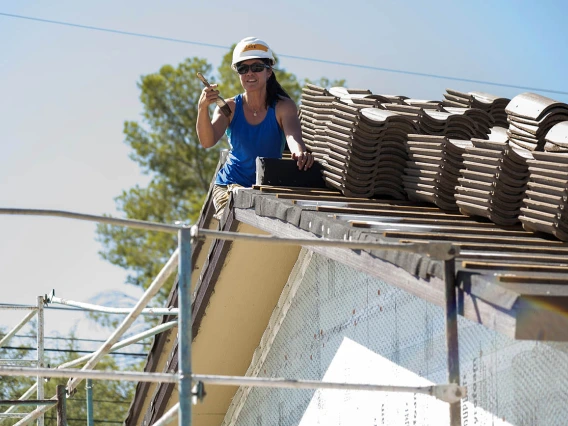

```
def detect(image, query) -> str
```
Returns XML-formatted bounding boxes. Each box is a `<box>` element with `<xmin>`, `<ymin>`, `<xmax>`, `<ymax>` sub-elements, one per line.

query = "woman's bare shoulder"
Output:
<box><xmin>276</xmin><ymin>96</ymin><xmax>298</xmax><ymax>113</ymax></box>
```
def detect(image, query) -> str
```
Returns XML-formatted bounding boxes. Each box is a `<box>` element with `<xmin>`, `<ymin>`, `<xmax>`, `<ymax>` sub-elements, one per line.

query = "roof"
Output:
<box><xmin>231</xmin><ymin>185</ymin><xmax>568</xmax><ymax>341</ymax></box>
<box><xmin>126</xmin><ymin>86</ymin><xmax>568</xmax><ymax>425</ymax></box>
<box><xmin>126</xmin><ymin>180</ymin><xmax>568</xmax><ymax>425</ymax></box>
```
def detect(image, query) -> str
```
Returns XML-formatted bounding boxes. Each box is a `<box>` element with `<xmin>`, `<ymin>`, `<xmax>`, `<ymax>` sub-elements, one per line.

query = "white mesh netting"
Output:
<box><xmin>227</xmin><ymin>251</ymin><xmax>568</xmax><ymax>426</ymax></box>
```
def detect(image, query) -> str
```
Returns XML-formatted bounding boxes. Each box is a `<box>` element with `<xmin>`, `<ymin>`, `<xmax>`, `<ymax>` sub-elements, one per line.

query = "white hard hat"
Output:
<box><xmin>232</xmin><ymin>37</ymin><xmax>275</xmax><ymax>69</ymax></box>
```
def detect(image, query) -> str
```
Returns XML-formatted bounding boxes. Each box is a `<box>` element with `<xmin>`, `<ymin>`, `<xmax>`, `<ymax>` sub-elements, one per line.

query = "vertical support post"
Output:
<box><xmin>444</xmin><ymin>258</ymin><xmax>461</xmax><ymax>426</ymax></box>
<box><xmin>37</xmin><ymin>296</ymin><xmax>45</xmax><ymax>426</ymax></box>
<box><xmin>56</xmin><ymin>385</ymin><xmax>67</xmax><ymax>426</ymax></box>
<box><xmin>178</xmin><ymin>227</ymin><xmax>193</xmax><ymax>426</ymax></box>
<box><xmin>86</xmin><ymin>379</ymin><xmax>94</xmax><ymax>426</ymax></box>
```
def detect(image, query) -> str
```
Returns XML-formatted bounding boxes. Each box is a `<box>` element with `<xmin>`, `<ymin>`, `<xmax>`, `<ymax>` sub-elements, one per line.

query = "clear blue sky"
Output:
<box><xmin>1</xmin><ymin>0</ymin><xmax>567</xmax><ymax>338</ymax></box>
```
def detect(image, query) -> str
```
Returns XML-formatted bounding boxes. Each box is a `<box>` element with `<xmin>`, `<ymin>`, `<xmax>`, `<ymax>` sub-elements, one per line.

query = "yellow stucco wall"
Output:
<box><xmin>160</xmin><ymin>222</ymin><xmax>301</xmax><ymax>426</ymax></box>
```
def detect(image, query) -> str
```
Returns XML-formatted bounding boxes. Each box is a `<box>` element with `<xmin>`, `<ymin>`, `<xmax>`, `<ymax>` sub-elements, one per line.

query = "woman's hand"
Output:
<box><xmin>198</xmin><ymin>84</ymin><xmax>219</xmax><ymax>111</ymax></box>
<box><xmin>292</xmin><ymin>151</ymin><xmax>315</xmax><ymax>171</ymax></box>
<box><xmin>196</xmin><ymin>85</ymin><xmax>232</xmax><ymax>148</ymax></box>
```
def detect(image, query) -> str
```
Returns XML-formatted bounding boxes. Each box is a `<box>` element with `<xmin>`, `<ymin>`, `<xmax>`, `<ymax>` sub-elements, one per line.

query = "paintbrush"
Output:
<box><xmin>196</xmin><ymin>72</ymin><xmax>232</xmax><ymax>118</ymax></box>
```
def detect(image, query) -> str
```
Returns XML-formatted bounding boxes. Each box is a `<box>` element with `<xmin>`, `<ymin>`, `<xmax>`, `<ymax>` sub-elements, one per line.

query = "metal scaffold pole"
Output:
<box><xmin>56</xmin><ymin>385</ymin><xmax>67</xmax><ymax>426</ymax></box>
<box><xmin>86</xmin><ymin>379</ymin><xmax>94</xmax><ymax>426</ymax></box>
<box><xmin>444</xmin><ymin>258</ymin><xmax>461</xmax><ymax>426</ymax></box>
<box><xmin>178</xmin><ymin>227</ymin><xmax>193</xmax><ymax>426</ymax></box>
<box><xmin>37</xmin><ymin>296</ymin><xmax>45</xmax><ymax>426</ymax></box>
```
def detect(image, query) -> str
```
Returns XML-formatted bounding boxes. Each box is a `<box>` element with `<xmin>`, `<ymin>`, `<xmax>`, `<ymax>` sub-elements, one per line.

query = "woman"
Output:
<box><xmin>196</xmin><ymin>36</ymin><xmax>314</xmax><ymax>219</ymax></box>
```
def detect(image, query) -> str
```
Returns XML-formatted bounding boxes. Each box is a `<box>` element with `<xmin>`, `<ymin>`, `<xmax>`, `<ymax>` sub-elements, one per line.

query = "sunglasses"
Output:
<box><xmin>236</xmin><ymin>63</ymin><xmax>269</xmax><ymax>75</ymax></box>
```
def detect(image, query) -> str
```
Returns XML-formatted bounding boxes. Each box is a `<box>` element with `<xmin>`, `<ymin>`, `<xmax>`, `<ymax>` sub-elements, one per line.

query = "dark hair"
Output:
<box><xmin>261</xmin><ymin>59</ymin><xmax>290</xmax><ymax>109</ymax></box>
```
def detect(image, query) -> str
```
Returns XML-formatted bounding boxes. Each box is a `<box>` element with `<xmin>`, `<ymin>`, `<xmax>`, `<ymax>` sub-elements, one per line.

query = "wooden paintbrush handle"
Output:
<box><xmin>196</xmin><ymin>72</ymin><xmax>212</xmax><ymax>87</ymax></box>
<box><xmin>196</xmin><ymin>73</ymin><xmax>231</xmax><ymax>117</ymax></box>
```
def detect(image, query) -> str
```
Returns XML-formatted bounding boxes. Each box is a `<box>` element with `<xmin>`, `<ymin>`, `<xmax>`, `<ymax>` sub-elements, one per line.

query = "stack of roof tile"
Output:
<box><xmin>299</xmin><ymin>84</ymin><xmax>338</xmax><ymax>160</ymax></box>
<box><xmin>505</xmin><ymin>93</ymin><xmax>568</xmax><ymax>152</ymax></box>
<box><xmin>403</xmin><ymin>134</ymin><xmax>472</xmax><ymax>210</ymax></box>
<box><xmin>519</xmin><ymin>122</ymin><xmax>568</xmax><ymax>240</ymax></box>
<box><xmin>322</xmin><ymin>105</ymin><xmax>418</xmax><ymax>198</ymax></box>
<box><xmin>455</xmin><ymin>139</ymin><xmax>533</xmax><ymax>226</ymax></box>
<box><xmin>300</xmin><ymin>85</ymin><xmax>423</xmax><ymax>199</ymax></box>
<box><xmin>442</xmin><ymin>89</ymin><xmax>509</xmax><ymax>127</ymax></box>
<box><xmin>417</xmin><ymin>108</ymin><xmax>492</xmax><ymax>140</ymax></box>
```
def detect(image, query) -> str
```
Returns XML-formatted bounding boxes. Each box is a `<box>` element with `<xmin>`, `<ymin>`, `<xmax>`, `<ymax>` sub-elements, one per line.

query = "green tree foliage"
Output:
<box><xmin>0</xmin><ymin>328</ymin><xmax>142</xmax><ymax>425</ymax></box>
<box><xmin>96</xmin><ymin>50</ymin><xmax>345</xmax><ymax>297</ymax></box>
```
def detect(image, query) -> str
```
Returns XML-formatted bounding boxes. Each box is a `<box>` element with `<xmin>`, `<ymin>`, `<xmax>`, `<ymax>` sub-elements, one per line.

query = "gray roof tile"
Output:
<box><xmin>505</xmin><ymin>92</ymin><xmax>568</xmax><ymax>121</ymax></box>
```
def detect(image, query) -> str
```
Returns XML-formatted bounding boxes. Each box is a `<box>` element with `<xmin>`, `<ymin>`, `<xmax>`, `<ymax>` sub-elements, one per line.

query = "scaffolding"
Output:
<box><xmin>0</xmin><ymin>208</ymin><xmax>466</xmax><ymax>426</ymax></box>
<box><xmin>0</xmin><ymin>297</ymin><xmax>45</xmax><ymax>425</ymax></box>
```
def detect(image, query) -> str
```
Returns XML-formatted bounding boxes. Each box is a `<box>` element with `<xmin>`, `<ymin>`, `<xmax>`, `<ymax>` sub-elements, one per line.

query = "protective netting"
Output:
<box><xmin>229</xmin><ymin>252</ymin><xmax>568</xmax><ymax>426</ymax></box>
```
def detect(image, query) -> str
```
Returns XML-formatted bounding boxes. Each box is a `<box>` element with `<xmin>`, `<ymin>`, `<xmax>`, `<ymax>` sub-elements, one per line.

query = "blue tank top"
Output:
<box><xmin>216</xmin><ymin>94</ymin><xmax>286</xmax><ymax>187</ymax></box>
